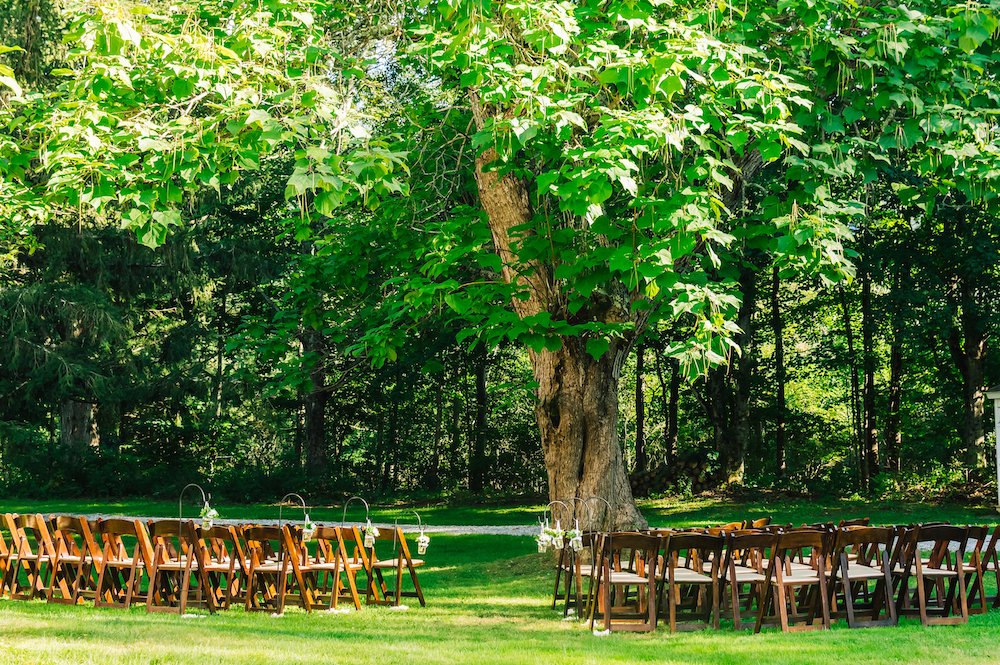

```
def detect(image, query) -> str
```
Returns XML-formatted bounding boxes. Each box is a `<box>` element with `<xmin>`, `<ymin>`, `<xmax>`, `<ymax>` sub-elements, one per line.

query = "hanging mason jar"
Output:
<box><xmin>417</xmin><ymin>532</ymin><xmax>430</xmax><ymax>555</ymax></box>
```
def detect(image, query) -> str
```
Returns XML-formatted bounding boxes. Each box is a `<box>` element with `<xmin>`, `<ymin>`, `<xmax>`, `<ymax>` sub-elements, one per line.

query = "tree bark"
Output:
<box><xmin>884</xmin><ymin>265</ymin><xmax>905</xmax><ymax>473</ymax></box>
<box><xmin>634</xmin><ymin>343</ymin><xmax>647</xmax><ymax>475</ymax></box>
<box><xmin>60</xmin><ymin>399</ymin><xmax>99</xmax><ymax>455</ymax></box>
<box><xmin>839</xmin><ymin>285</ymin><xmax>863</xmax><ymax>489</ymax></box>
<box><xmin>301</xmin><ymin>331</ymin><xmax>328</xmax><ymax>477</ymax></box>
<box><xmin>947</xmin><ymin>283</ymin><xmax>988</xmax><ymax>469</ymax></box>
<box><xmin>470</xmin><ymin>92</ymin><xmax>643</xmax><ymax>530</ymax></box>
<box><xmin>771</xmin><ymin>267</ymin><xmax>787</xmax><ymax>479</ymax></box>
<box><xmin>652</xmin><ymin>349</ymin><xmax>678</xmax><ymax>467</ymax></box>
<box><xmin>469</xmin><ymin>346</ymin><xmax>488</xmax><ymax>493</ymax></box>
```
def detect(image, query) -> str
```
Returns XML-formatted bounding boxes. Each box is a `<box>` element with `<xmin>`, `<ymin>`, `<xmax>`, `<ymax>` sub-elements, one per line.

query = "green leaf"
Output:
<box><xmin>585</xmin><ymin>337</ymin><xmax>610</xmax><ymax>361</ymax></box>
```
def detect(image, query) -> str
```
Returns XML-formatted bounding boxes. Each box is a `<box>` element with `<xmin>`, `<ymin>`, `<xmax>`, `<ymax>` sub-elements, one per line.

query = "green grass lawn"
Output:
<box><xmin>0</xmin><ymin>498</ymin><xmax>998</xmax><ymax>664</ymax></box>
<box><xmin>0</xmin><ymin>531</ymin><xmax>998</xmax><ymax>665</ymax></box>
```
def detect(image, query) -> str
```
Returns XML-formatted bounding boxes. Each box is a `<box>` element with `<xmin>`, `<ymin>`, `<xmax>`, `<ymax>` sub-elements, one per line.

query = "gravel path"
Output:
<box><xmin>81</xmin><ymin>514</ymin><xmax>535</xmax><ymax>536</ymax></box>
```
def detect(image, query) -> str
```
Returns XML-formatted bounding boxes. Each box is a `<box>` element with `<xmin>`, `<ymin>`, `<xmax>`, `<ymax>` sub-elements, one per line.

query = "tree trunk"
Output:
<box><xmin>652</xmin><ymin>349</ymin><xmax>678</xmax><ymax>467</ymax></box>
<box><xmin>634</xmin><ymin>343</ymin><xmax>647</xmax><ymax>475</ymax></box>
<box><xmin>839</xmin><ymin>285</ymin><xmax>863</xmax><ymax>489</ymax></box>
<box><xmin>947</xmin><ymin>284</ymin><xmax>988</xmax><ymax>469</ymax></box>
<box><xmin>469</xmin><ymin>346</ymin><xmax>488</xmax><ymax>493</ymax></box>
<box><xmin>470</xmin><ymin>92</ymin><xmax>643</xmax><ymax>530</ymax></box>
<box><xmin>301</xmin><ymin>331</ymin><xmax>328</xmax><ymax>477</ymax></box>
<box><xmin>883</xmin><ymin>265</ymin><xmax>905</xmax><ymax>473</ymax></box>
<box><xmin>771</xmin><ymin>267</ymin><xmax>787</xmax><ymax>479</ymax></box>
<box><xmin>861</xmin><ymin>250</ymin><xmax>877</xmax><ymax>488</ymax></box>
<box><xmin>425</xmin><ymin>374</ymin><xmax>444</xmax><ymax>490</ymax></box>
<box><xmin>533</xmin><ymin>340</ymin><xmax>645</xmax><ymax>530</ymax></box>
<box><xmin>60</xmin><ymin>399</ymin><xmax>99</xmax><ymax>455</ymax></box>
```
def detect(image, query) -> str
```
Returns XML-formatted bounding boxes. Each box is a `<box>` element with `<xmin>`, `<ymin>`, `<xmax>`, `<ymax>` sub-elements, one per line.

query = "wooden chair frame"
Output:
<box><xmin>198</xmin><ymin>525</ymin><xmax>247</xmax><ymax>610</ymax></box>
<box><xmin>755</xmin><ymin>529</ymin><xmax>831</xmax><ymax>633</ymax></box>
<box><xmin>588</xmin><ymin>532</ymin><xmax>662</xmax><ymax>633</ymax></box>
<box><xmin>146</xmin><ymin>519</ymin><xmax>215</xmax><ymax>615</ymax></box>
<box><xmin>5</xmin><ymin>513</ymin><xmax>55</xmax><ymax>601</ymax></box>
<box><xmin>826</xmin><ymin>526</ymin><xmax>897</xmax><ymax>628</ymax></box>
<box><xmin>366</xmin><ymin>526</ymin><xmax>426</xmax><ymax>607</ymax></box>
<box><xmin>47</xmin><ymin>515</ymin><xmax>102</xmax><ymax>605</ymax></box>
<box><xmin>894</xmin><ymin>524</ymin><xmax>970</xmax><ymax>626</ymax></box>
<box><xmin>243</xmin><ymin>525</ymin><xmax>317</xmax><ymax>614</ymax></box>
<box><xmin>657</xmin><ymin>532</ymin><xmax>724</xmax><ymax>632</ymax></box>
<box><xmin>309</xmin><ymin>525</ymin><xmax>363</xmax><ymax>611</ymax></box>
<box><xmin>94</xmin><ymin>518</ymin><xmax>152</xmax><ymax>609</ymax></box>
<box><xmin>721</xmin><ymin>530</ymin><xmax>774</xmax><ymax>630</ymax></box>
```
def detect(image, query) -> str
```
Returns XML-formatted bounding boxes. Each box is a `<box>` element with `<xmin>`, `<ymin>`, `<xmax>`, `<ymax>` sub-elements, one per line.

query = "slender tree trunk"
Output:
<box><xmin>469</xmin><ymin>346</ymin><xmax>488</xmax><ymax>493</ymax></box>
<box><xmin>861</xmin><ymin>251</ymin><xmax>877</xmax><ymax>488</ymax></box>
<box><xmin>426</xmin><ymin>374</ymin><xmax>444</xmax><ymax>490</ymax></box>
<box><xmin>771</xmin><ymin>267</ymin><xmax>787</xmax><ymax>479</ymax></box>
<box><xmin>839</xmin><ymin>285</ymin><xmax>863</xmax><ymax>489</ymax></box>
<box><xmin>634</xmin><ymin>343</ymin><xmax>647</xmax><ymax>474</ymax></box>
<box><xmin>653</xmin><ymin>350</ymin><xmax>678</xmax><ymax>467</ymax></box>
<box><xmin>213</xmin><ymin>291</ymin><xmax>227</xmax><ymax>420</ymax></box>
<box><xmin>470</xmin><ymin>93</ymin><xmax>643</xmax><ymax>530</ymax></box>
<box><xmin>884</xmin><ymin>266</ymin><xmax>905</xmax><ymax>473</ymax></box>
<box><xmin>301</xmin><ymin>331</ymin><xmax>327</xmax><ymax>477</ymax></box>
<box><xmin>947</xmin><ymin>284</ymin><xmax>988</xmax><ymax>469</ymax></box>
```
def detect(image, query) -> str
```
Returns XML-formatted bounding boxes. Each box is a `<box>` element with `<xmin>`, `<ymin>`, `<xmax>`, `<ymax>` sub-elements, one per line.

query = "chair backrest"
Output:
<box><xmin>370</xmin><ymin>526</ymin><xmax>418</xmax><ymax>564</ymax></box>
<box><xmin>774</xmin><ymin>529</ymin><xmax>827</xmax><ymax>565</ymax></box>
<box><xmin>602</xmin><ymin>533</ymin><xmax>662</xmax><ymax>579</ymax></box>
<box><xmin>199</xmin><ymin>524</ymin><xmax>247</xmax><ymax>570</ymax></box>
<box><xmin>243</xmin><ymin>525</ymin><xmax>299</xmax><ymax>566</ymax></box>
<box><xmin>664</xmin><ymin>532</ymin><xmax>725</xmax><ymax>576</ymax></box>
<box><xmin>907</xmin><ymin>524</ymin><xmax>969</xmax><ymax>570</ymax></box>
<box><xmin>7</xmin><ymin>513</ymin><xmax>56</xmax><ymax>558</ymax></box>
<box><xmin>713</xmin><ymin>521</ymin><xmax>746</xmax><ymax>532</ymax></box>
<box><xmin>50</xmin><ymin>515</ymin><xmax>102</xmax><ymax>561</ymax></box>
<box><xmin>97</xmin><ymin>518</ymin><xmax>153</xmax><ymax>568</ymax></box>
<box><xmin>147</xmin><ymin>519</ymin><xmax>199</xmax><ymax>564</ymax></box>
<box><xmin>726</xmin><ymin>529</ymin><xmax>776</xmax><ymax>570</ymax></box>
<box><xmin>749</xmin><ymin>517</ymin><xmax>771</xmax><ymax>529</ymax></box>
<box><xmin>838</xmin><ymin>517</ymin><xmax>871</xmax><ymax>528</ymax></box>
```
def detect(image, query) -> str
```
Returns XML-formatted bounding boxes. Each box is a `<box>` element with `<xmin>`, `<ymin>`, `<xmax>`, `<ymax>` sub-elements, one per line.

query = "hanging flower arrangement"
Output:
<box><xmin>302</xmin><ymin>514</ymin><xmax>316</xmax><ymax>542</ymax></box>
<box><xmin>567</xmin><ymin>527</ymin><xmax>583</xmax><ymax>552</ymax></box>
<box><xmin>417</xmin><ymin>531</ymin><xmax>430</xmax><ymax>555</ymax></box>
<box><xmin>200</xmin><ymin>503</ymin><xmax>219</xmax><ymax>530</ymax></box>
<box><xmin>362</xmin><ymin>520</ymin><xmax>380</xmax><ymax>548</ymax></box>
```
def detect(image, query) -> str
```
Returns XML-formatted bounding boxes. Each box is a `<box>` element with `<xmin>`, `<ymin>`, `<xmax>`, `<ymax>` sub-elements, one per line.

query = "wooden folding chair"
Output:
<box><xmin>5</xmin><ymin>513</ymin><xmax>55</xmax><ymax>601</ymax></box>
<box><xmin>0</xmin><ymin>517</ymin><xmax>10</xmax><ymax>597</ymax></box>
<box><xmin>748</xmin><ymin>517</ymin><xmax>771</xmax><ymax>529</ymax></box>
<box><xmin>47</xmin><ymin>515</ymin><xmax>102</xmax><ymax>605</ymax></box>
<box><xmin>755</xmin><ymin>529</ymin><xmax>831</xmax><ymax>633</ymax></box>
<box><xmin>959</xmin><ymin>525</ymin><xmax>991</xmax><ymax>615</ymax></box>
<box><xmin>965</xmin><ymin>524</ymin><xmax>999</xmax><ymax>611</ymax></box>
<box><xmin>658</xmin><ymin>532</ymin><xmax>724</xmax><ymax>631</ymax></box>
<box><xmin>243</xmin><ymin>525</ymin><xmax>317</xmax><ymax>614</ymax></box>
<box><xmin>894</xmin><ymin>523</ymin><xmax>970</xmax><ymax>626</ymax></box>
<box><xmin>721</xmin><ymin>530</ymin><xmax>774</xmax><ymax>630</ymax></box>
<box><xmin>367</xmin><ymin>526</ymin><xmax>426</xmax><ymax>607</ymax></box>
<box><xmin>556</xmin><ymin>531</ymin><xmax>603</xmax><ymax>619</ymax></box>
<box><xmin>198</xmin><ymin>524</ymin><xmax>247</xmax><ymax>610</ymax></box>
<box><xmin>588</xmin><ymin>532</ymin><xmax>662</xmax><ymax>633</ymax></box>
<box><xmin>341</xmin><ymin>525</ymin><xmax>380</xmax><ymax>604</ymax></box>
<box><xmin>94</xmin><ymin>518</ymin><xmax>153</xmax><ymax>609</ymax></box>
<box><xmin>309</xmin><ymin>525</ymin><xmax>363</xmax><ymax>611</ymax></box>
<box><xmin>146</xmin><ymin>519</ymin><xmax>215</xmax><ymax>615</ymax></box>
<box><xmin>826</xmin><ymin>526</ymin><xmax>897</xmax><ymax>628</ymax></box>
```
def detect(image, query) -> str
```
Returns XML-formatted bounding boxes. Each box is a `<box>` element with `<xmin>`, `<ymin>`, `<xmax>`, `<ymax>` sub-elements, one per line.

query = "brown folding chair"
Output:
<box><xmin>658</xmin><ymin>532</ymin><xmax>724</xmax><ymax>631</ymax></box>
<box><xmin>367</xmin><ymin>526</ymin><xmax>426</xmax><ymax>607</ymax></box>
<box><xmin>588</xmin><ymin>532</ymin><xmax>662</xmax><ymax>633</ymax></box>
<box><xmin>198</xmin><ymin>524</ymin><xmax>247</xmax><ymax>610</ymax></box>
<box><xmin>146</xmin><ymin>519</ymin><xmax>215</xmax><ymax>615</ymax></box>
<box><xmin>960</xmin><ymin>525</ymin><xmax>991</xmax><ymax>615</ymax></box>
<box><xmin>721</xmin><ymin>530</ymin><xmax>774</xmax><ymax>630</ymax></box>
<box><xmin>755</xmin><ymin>529</ymin><xmax>831</xmax><ymax>633</ymax></box>
<box><xmin>894</xmin><ymin>523</ymin><xmax>970</xmax><ymax>626</ymax></box>
<box><xmin>5</xmin><ymin>513</ymin><xmax>55</xmax><ymax>601</ymax></box>
<box><xmin>826</xmin><ymin>526</ymin><xmax>897</xmax><ymax>627</ymax></box>
<box><xmin>966</xmin><ymin>524</ymin><xmax>999</xmax><ymax>611</ymax></box>
<box><xmin>309</xmin><ymin>525</ymin><xmax>363</xmax><ymax>610</ymax></box>
<box><xmin>243</xmin><ymin>525</ymin><xmax>316</xmax><ymax>614</ymax></box>
<box><xmin>341</xmin><ymin>525</ymin><xmax>380</xmax><ymax>603</ymax></box>
<box><xmin>557</xmin><ymin>531</ymin><xmax>603</xmax><ymax>619</ymax></box>
<box><xmin>47</xmin><ymin>515</ymin><xmax>102</xmax><ymax>605</ymax></box>
<box><xmin>94</xmin><ymin>518</ymin><xmax>153</xmax><ymax>609</ymax></box>
<box><xmin>0</xmin><ymin>517</ymin><xmax>10</xmax><ymax>597</ymax></box>
<box><xmin>748</xmin><ymin>517</ymin><xmax>772</xmax><ymax>529</ymax></box>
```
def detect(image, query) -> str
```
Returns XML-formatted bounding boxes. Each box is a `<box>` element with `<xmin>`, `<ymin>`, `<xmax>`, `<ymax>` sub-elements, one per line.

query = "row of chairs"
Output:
<box><xmin>551</xmin><ymin>518</ymin><xmax>1000</xmax><ymax>634</ymax></box>
<box><xmin>0</xmin><ymin>513</ymin><xmax>426</xmax><ymax>614</ymax></box>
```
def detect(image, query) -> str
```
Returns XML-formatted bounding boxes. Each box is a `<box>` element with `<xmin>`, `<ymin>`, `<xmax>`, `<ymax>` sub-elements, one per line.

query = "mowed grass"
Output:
<box><xmin>0</xmin><ymin>499</ymin><xmax>998</xmax><ymax>664</ymax></box>
<box><xmin>0</xmin><ymin>530</ymin><xmax>998</xmax><ymax>665</ymax></box>
<box><xmin>1</xmin><ymin>494</ymin><xmax>997</xmax><ymax>527</ymax></box>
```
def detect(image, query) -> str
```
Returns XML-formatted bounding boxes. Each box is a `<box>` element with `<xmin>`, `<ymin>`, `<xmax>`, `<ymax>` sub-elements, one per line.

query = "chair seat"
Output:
<box><xmin>372</xmin><ymin>559</ymin><xmax>424</xmax><ymax>569</ymax></box>
<box><xmin>771</xmin><ymin>571</ymin><xmax>821</xmax><ymax>584</ymax></box>
<box><xmin>668</xmin><ymin>567</ymin><xmax>712</xmax><ymax>584</ymax></box>
<box><xmin>561</xmin><ymin>563</ymin><xmax>596</xmax><ymax>575</ymax></box>
<box><xmin>54</xmin><ymin>554</ymin><xmax>90</xmax><ymax>564</ymax></box>
<box><xmin>204</xmin><ymin>562</ymin><xmax>242</xmax><ymax>573</ymax></box>
<box><xmin>607</xmin><ymin>571</ymin><xmax>650</xmax><ymax>585</ymax></box>
<box><xmin>154</xmin><ymin>561</ymin><xmax>201</xmax><ymax>572</ymax></box>
<box><xmin>729</xmin><ymin>565</ymin><xmax>766</xmax><ymax>583</ymax></box>
<box><xmin>827</xmin><ymin>564</ymin><xmax>885</xmax><ymax>581</ymax></box>
<box><xmin>893</xmin><ymin>565</ymin><xmax>957</xmax><ymax>578</ymax></box>
<box><xmin>310</xmin><ymin>561</ymin><xmax>363</xmax><ymax>572</ymax></box>
<box><xmin>762</xmin><ymin>559</ymin><xmax>813</xmax><ymax>573</ymax></box>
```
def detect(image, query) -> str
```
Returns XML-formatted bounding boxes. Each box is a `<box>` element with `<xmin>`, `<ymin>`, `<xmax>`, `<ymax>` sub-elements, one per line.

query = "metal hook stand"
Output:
<box><xmin>582</xmin><ymin>496</ymin><xmax>614</xmax><ymax>532</ymax></box>
<box><xmin>179</xmin><ymin>483</ymin><xmax>210</xmax><ymax>525</ymax></box>
<box><xmin>278</xmin><ymin>492</ymin><xmax>308</xmax><ymax>531</ymax></box>
<box><xmin>341</xmin><ymin>496</ymin><xmax>370</xmax><ymax>526</ymax></box>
